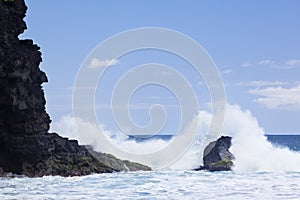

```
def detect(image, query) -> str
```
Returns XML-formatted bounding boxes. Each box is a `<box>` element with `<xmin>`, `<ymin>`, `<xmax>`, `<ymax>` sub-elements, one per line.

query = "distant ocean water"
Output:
<box><xmin>266</xmin><ymin>134</ymin><xmax>300</xmax><ymax>152</ymax></box>
<box><xmin>129</xmin><ymin>134</ymin><xmax>300</xmax><ymax>152</ymax></box>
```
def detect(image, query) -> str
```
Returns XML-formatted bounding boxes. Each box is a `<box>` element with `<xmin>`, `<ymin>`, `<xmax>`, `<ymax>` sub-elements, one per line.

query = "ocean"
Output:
<box><xmin>1</xmin><ymin>135</ymin><xmax>300</xmax><ymax>200</ymax></box>
<box><xmin>130</xmin><ymin>134</ymin><xmax>300</xmax><ymax>152</ymax></box>
<box><xmin>266</xmin><ymin>135</ymin><xmax>300</xmax><ymax>152</ymax></box>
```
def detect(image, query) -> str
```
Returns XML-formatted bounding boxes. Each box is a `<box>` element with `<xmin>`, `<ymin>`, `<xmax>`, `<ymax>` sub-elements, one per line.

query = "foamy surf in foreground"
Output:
<box><xmin>51</xmin><ymin>104</ymin><xmax>300</xmax><ymax>172</ymax></box>
<box><xmin>1</xmin><ymin>171</ymin><xmax>300</xmax><ymax>199</ymax></box>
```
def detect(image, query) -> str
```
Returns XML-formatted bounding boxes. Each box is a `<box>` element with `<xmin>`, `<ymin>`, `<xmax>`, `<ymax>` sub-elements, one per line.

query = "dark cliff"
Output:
<box><xmin>0</xmin><ymin>0</ymin><xmax>150</xmax><ymax>177</ymax></box>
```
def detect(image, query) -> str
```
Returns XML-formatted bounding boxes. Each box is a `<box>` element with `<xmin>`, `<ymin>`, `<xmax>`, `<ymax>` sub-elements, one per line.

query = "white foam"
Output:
<box><xmin>195</xmin><ymin>104</ymin><xmax>300</xmax><ymax>172</ymax></box>
<box><xmin>51</xmin><ymin>104</ymin><xmax>300</xmax><ymax>172</ymax></box>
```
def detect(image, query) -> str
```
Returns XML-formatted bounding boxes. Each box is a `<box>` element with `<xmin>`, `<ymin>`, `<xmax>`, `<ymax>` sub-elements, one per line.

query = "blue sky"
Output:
<box><xmin>21</xmin><ymin>0</ymin><xmax>300</xmax><ymax>134</ymax></box>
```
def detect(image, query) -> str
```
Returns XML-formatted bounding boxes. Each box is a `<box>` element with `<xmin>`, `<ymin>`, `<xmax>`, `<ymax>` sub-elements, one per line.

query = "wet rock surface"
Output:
<box><xmin>196</xmin><ymin>136</ymin><xmax>234</xmax><ymax>172</ymax></box>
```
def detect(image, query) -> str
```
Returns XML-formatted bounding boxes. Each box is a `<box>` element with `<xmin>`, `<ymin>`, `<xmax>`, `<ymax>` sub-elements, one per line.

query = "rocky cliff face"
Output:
<box><xmin>196</xmin><ymin>136</ymin><xmax>234</xmax><ymax>172</ymax></box>
<box><xmin>0</xmin><ymin>0</ymin><xmax>150</xmax><ymax>177</ymax></box>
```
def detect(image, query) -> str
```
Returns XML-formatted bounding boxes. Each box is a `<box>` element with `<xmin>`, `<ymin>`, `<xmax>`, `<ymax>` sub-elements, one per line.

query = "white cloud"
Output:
<box><xmin>88</xmin><ymin>58</ymin><xmax>118</xmax><ymax>68</ymax></box>
<box><xmin>242</xmin><ymin>59</ymin><xmax>276</xmax><ymax>67</ymax></box>
<box><xmin>235</xmin><ymin>80</ymin><xmax>288</xmax><ymax>87</ymax></box>
<box><xmin>221</xmin><ymin>69</ymin><xmax>233</xmax><ymax>75</ymax></box>
<box><xmin>285</xmin><ymin>59</ymin><xmax>300</xmax><ymax>66</ymax></box>
<box><xmin>241</xmin><ymin>59</ymin><xmax>300</xmax><ymax>69</ymax></box>
<box><xmin>241</xmin><ymin>62</ymin><xmax>253</xmax><ymax>67</ymax></box>
<box><xmin>248</xmin><ymin>84</ymin><xmax>300</xmax><ymax>109</ymax></box>
<box><xmin>257</xmin><ymin>59</ymin><xmax>275</xmax><ymax>65</ymax></box>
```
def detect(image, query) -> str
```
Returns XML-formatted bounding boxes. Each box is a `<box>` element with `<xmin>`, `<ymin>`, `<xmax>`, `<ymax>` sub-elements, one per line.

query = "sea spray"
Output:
<box><xmin>51</xmin><ymin>104</ymin><xmax>300</xmax><ymax>172</ymax></box>
<box><xmin>194</xmin><ymin>104</ymin><xmax>300</xmax><ymax>172</ymax></box>
<box><xmin>51</xmin><ymin>115</ymin><xmax>205</xmax><ymax>169</ymax></box>
<box><xmin>223</xmin><ymin>105</ymin><xmax>300</xmax><ymax>172</ymax></box>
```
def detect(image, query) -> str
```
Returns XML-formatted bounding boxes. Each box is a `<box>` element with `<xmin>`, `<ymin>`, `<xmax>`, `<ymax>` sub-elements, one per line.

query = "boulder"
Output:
<box><xmin>196</xmin><ymin>136</ymin><xmax>234</xmax><ymax>172</ymax></box>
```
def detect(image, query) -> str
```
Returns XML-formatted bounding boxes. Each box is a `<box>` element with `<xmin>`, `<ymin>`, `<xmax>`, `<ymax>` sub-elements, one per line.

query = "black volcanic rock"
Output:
<box><xmin>196</xmin><ymin>136</ymin><xmax>234</xmax><ymax>172</ymax></box>
<box><xmin>0</xmin><ymin>0</ymin><xmax>150</xmax><ymax>177</ymax></box>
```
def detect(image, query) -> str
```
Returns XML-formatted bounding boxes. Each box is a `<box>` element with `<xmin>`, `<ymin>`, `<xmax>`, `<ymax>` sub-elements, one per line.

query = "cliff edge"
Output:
<box><xmin>0</xmin><ymin>0</ymin><xmax>150</xmax><ymax>177</ymax></box>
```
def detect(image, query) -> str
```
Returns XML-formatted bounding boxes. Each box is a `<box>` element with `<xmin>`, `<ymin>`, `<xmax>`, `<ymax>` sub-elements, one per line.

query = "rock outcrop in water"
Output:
<box><xmin>0</xmin><ymin>0</ymin><xmax>150</xmax><ymax>177</ymax></box>
<box><xmin>196</xmin><ymin>136</ymin><xmax>234</xmax><ymax>172</ymax></box>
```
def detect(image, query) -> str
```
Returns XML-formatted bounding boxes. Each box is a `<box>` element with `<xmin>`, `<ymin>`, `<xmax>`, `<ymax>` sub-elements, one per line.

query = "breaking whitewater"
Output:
<box><xmin>2</xmin><ymin>104</ymin><xmax>300</xmax><ymax>199</ymax></box>
<box><xmin>52</xmin><ymin>104</ymin><xmax>300</xmax><ymax>172</ymax></box>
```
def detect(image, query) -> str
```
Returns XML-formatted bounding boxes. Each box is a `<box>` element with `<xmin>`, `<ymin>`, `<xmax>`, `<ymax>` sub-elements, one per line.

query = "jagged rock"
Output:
<box><xmin>0</xmin><ymin>0</ymin><xmax>150</xmax><ymax>177</ymax></box>
<box><xmin>195</xmin><ymin>136</ymin><xmax>234</xmax><ymax>172</ymax></box>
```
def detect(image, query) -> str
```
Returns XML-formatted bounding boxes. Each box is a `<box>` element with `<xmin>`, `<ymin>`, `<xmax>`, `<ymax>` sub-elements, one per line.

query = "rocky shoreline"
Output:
<box><xmin>0</xmin><ymin>0</ymin><xmax>150</xmax><ymax>177</ymax></box>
